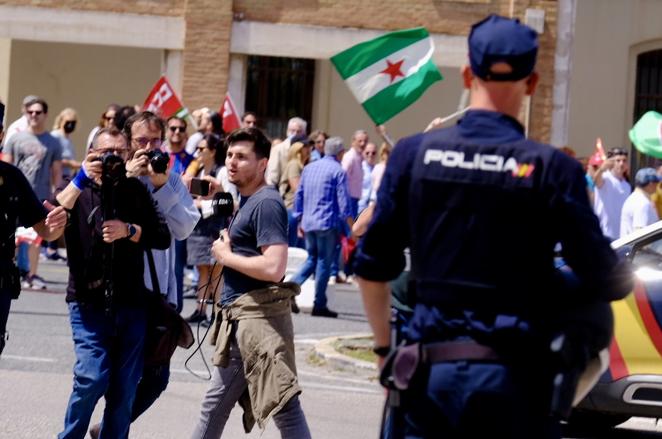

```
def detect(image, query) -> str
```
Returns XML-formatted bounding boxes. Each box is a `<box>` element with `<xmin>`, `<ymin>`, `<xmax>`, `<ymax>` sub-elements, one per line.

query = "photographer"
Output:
<box><xmin>114</xmin><ymin>111</ymin><xmax>200</xmax><ymax>433</ymax></box>
<box><xmin>55</xmin><ymin>127</ymin><xmax>171</xmax><ymax>439</ymax></box>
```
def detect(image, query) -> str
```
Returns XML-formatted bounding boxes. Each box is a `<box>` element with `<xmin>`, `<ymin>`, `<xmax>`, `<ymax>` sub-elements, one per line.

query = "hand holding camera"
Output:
<box><xmin>126</xmin><ymin>147</ymin><xmax>170</xmax><ymax>189</ymax></box>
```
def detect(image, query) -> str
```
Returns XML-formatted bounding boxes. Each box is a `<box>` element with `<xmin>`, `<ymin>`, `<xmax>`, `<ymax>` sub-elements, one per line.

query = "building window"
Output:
<box><xmin>244</xmin><ymin>55</ymin><xmax>315</xmax><ymax>140</ymax></box>
<box><xmin>633</xmin><ymin>49</ymin><xmax>662</xmax><ymax>169</ymax></box>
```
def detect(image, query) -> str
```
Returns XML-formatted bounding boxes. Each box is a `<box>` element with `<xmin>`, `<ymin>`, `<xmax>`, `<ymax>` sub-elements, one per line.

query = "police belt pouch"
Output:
<box><xmin>381</xmin><ymin>341</ymin><xmax>500</xmax><ymax>391</ymax></box>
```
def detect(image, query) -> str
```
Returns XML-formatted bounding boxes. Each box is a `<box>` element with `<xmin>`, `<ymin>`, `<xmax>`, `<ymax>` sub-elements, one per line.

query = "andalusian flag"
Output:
<box><xmin>331</xmin><ymin>28</ymin><xmax>443</xmax><ymax>125</ymax></box>
<box><xmin>630</xmin><ymin>111</ymin><xmax>662</xmax><ymax>159</ymax></box>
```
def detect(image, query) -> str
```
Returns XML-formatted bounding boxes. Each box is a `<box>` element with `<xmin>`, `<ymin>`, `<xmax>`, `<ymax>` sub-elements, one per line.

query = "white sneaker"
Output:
<box><xmin>328</xmin><ymin>276</ymin><xmax>337</xmax><ymax>285</ymax></box>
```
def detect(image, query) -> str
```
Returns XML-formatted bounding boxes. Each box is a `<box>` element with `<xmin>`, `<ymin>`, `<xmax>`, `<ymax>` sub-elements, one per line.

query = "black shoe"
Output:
<box><xmin>185</xmin><ymin>310</ymin><xmax>207</xmax><ymax>323</ymax></box>
<box><xmin>311</xmin><ymin>307</ymin><xmax>338</xmax><ymax>318</ymax></box>
<box><xmin>291</xmin><ymin>299</ymin><xmax>300</xmax><ymax>314</ymax></box>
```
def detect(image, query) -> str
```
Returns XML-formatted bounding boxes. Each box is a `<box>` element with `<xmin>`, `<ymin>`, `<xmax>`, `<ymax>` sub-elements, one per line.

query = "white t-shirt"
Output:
<box><xmin>620</xmin><ymin>188</ymin><xmax>659</xmax><ymax>238</ymax></box>
<box><xmin>593</xmin><ymin>171</ymin><xmax>631</xmax><ymax>239</ymax></box>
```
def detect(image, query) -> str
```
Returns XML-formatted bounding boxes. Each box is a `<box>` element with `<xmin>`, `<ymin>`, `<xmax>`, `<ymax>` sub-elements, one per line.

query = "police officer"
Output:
<box><xmin>354</xmin><ymin>15</ymin><xmax>633</xmax><ymax>438</ymax></box>
<box><xmin>0</xmin><ymin>102</ymin><xmax>68</xmax><ymax>354</ymax></box>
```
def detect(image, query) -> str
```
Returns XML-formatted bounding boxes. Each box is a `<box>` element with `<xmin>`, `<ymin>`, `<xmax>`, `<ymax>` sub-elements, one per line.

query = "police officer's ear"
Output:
<box><xmin>461</xmin><ymin>65</ymin><xmax>474</xmax><ymax>90</ymax></box>
<box><xmin>525</xmin><ymin>72</ymin><xmax>539</xmax><ymax>96</ymax></box>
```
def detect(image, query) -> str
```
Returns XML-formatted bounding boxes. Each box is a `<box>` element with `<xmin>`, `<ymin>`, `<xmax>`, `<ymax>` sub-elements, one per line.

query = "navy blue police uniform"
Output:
<box><xmin>0</xmin><ymin>161</ymin><xmax>49</xmax><ymax>355</ymax></box>
<box><xmin>354</xmin><ymin>15</ymin><xmax>633</xmax><ymax>439</ymax></box>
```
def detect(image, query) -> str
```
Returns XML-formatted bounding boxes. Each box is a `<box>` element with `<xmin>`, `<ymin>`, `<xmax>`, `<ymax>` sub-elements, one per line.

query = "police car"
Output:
<box><xmin>570</xmin><ymin>220</ymin><xmax>662</xmax><ymax>429</ymax></box>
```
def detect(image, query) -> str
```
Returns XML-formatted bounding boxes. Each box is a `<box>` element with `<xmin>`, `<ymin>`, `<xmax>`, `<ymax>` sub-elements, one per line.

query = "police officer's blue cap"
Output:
<box><xmin>469</xmin><ymin>14</ymin><xmax>538</xmax><ymax>81</ymax></box>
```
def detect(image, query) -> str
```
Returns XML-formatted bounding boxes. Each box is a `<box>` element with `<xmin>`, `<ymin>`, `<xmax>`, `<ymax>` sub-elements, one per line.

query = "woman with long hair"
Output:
<box><xmin>86</xmin><ymin>103</ymin><xmax>120</xmax><ymax>149</ymax></box>
<box><xmin>51</xmin><ymin>108</ymin><xmax>81</xmax><ymax>179</ymax></box>
<box><xmin>281</xmin><ymin>140</ymin><xmax>312</xmax><ymax>248</ymax></box>
<box><xmin>185</xmin><ymin>134</ymin><xmax>234</xmax><ymax>324</ymax></box>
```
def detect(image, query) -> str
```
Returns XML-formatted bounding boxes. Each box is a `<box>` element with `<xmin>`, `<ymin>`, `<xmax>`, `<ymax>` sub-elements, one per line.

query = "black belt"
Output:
<box><xmin>424</xmin><ymin>341</ymin><xmax>499</xmax><ymax>363</ymax></box>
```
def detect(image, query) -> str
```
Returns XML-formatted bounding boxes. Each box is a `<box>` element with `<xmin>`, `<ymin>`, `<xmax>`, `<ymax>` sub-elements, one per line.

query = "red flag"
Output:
<box><xmin>220</xmin><ymin>93</ymin><xmax>241</xmax><ymax>133</ymax></box>
<box><xmin>143</xmin><ymin>76</ymin><xmax>189</xmax><ymax>119</ymax></box>
<box><xmin>588</xmin><ymin>137</ymin><xmax>607</xmax><ymax>166</ymax></box>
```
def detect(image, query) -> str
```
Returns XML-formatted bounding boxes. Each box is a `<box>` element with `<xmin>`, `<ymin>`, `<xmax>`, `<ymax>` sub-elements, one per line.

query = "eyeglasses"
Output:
<box><xmin>132</xmin><ymin>137</ymin><xmax>163</xmax><ymax>148</ymax></box>
<box><xmin>98</xmin><ymin>147</ymin><xmax>129</xmax><ymax>156</ymax></box>
<box><xmin>27</xmin><ymin>110</ymin><xmax>43</xmax><ymax>116</ymax></box>
<box><xmin>169</xmin><ymin>126</ymin><xmax>186</xmax><ymax>133</ymax></box>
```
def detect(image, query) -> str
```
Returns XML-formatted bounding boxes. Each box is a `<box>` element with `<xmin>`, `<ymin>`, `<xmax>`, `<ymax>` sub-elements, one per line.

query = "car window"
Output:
<box><xmin>632</xmin><ymin>239</ymin><xmax>662</xmax><ymax>269</ymax></box>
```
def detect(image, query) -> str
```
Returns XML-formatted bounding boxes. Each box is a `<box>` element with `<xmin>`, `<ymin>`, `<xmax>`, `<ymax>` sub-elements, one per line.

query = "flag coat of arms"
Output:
<box><xmin>143</xmin><ymin>76</ymin><xmax>189</xmax><ymax>120</ymax></box>
<box><xmin>331</xmin><ymin>27</ymin><xmax>443</xmax><ymax>125</ymax></box>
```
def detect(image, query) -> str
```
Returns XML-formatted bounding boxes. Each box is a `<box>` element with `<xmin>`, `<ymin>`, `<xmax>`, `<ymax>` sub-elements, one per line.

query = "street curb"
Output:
<box><xmin>313</xmin><ymin>334</ymin><xmax>377</xmax><ymax>372</ymax></box>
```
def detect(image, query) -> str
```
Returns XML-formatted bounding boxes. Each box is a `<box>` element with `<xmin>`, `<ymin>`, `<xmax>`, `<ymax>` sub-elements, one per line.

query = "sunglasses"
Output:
<box><xmin>169</xmin><ymin>126</ymin><xmax>186</xmax><ymax>133</ymax></box>
<box><xmin>104</xmin><ymin>115</ymin><xmax>115</xmax><ymax>121</ymax></box>
<box><xmin>365</xmin><ymin>152</ymin><xmax>377</xmax><ymax>156</ymax></box>
<box><xmin>196</xmin><ymin>145</ymin><xmax>208</xmax><ymax>151</ymax></box>
<box><xmin>607</xmin><ymin>149</ymin><xmax>628</xmax><ymax>158</ymax></box>
<box><xmin>27</xmin><ymin>110</ymin><xmax>43</xmax><ymax>116</ymax></box>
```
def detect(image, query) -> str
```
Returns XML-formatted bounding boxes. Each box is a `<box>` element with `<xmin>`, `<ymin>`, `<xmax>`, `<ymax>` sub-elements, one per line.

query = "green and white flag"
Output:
<box><xmin>331</xmin><ymin>27</ymin><xmax>443</xmax><ymax>125</ymax></box>
<box><xmin>630</xmin><ymin>111</ymin><xmax>662</xmax><ymax>159</ymax></box>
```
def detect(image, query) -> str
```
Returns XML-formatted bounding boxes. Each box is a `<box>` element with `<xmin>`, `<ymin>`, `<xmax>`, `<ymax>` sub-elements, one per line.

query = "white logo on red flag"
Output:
<box><xmin>143</xmin><ymin>77</ymin><xmax>188</xmax><ymax>119</ymax></box>
<box><xmin>220</xmin><ymin>93</ymin><xmax>241</xmax><ymax>133</ymax></box>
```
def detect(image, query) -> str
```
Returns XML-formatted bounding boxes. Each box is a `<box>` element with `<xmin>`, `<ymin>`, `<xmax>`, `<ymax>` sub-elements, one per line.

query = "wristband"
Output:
<box><xmin>72</xmin><ymin>165</ymin><xmax>92</xmax><ymax>190</ymax></box>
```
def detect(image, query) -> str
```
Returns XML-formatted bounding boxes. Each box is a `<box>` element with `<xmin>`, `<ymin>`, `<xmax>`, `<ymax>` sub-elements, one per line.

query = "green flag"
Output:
<box><xmin>630</xmin><ymin>111</ymin><xmax>662</xmax><ymax>159</ymax></box>
<box><xmin>331</xmin><ymin>27</ymin><xmax>443</xmax><ymax>125</ymax></box>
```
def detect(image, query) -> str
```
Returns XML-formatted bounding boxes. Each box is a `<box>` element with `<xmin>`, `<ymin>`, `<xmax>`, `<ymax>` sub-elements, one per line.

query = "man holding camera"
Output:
<box><xmin>112</xmin><ymin>111</ymin><xmax>200</xmax><ymax>431</ymax></box>
<box><xmin>55</xmin><ymin>127</ymin><xmax>171</xmax><ymax>439</ymax></box>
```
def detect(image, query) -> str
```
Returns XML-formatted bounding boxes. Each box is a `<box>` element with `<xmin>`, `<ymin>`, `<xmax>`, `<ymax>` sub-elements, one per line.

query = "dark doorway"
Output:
<box><xmin>244</xmin><ymin>55</ymin><xmax>315</xmax><ymax>140</ymax></box>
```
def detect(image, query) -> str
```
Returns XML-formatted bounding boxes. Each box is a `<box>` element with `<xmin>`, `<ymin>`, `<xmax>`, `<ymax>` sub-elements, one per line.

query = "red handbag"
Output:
<box><xmin>341</xmin><ymin>236</ymin><xmax>357</xmax><ymax>265</ymax></box>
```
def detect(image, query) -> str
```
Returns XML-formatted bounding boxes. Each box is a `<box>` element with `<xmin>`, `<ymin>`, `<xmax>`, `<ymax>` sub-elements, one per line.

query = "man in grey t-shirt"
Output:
<box><xmin>1</xmin><ymin>97</ymin><xmax>62</xmax><ymax>289</ymax></box>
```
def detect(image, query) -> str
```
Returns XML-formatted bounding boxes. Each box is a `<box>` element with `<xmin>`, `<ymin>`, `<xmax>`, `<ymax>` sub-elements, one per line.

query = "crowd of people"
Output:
<box><xmin>0</xmin><ymin>12</ymin><xmax>654</xmax><ymax>439</ymax></box>
<box><xmin>0</xmin><ymin>88</ymin><xmax>396</xmax><ymax>438</ymax></box>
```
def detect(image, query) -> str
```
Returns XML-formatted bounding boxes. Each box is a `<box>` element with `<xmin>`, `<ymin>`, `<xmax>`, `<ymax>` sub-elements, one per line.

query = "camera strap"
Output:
<box><xmin>145</xmin><ymin>249</ymin><xmax>161</xmax><ymax>296</ymax></box>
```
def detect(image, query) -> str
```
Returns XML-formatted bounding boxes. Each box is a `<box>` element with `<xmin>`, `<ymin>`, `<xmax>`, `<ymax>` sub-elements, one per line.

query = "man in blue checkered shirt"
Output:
<box><xmin>292</xmin><ymin>137</ymin><xmax>353</xmax><ymax>318</ymax></box>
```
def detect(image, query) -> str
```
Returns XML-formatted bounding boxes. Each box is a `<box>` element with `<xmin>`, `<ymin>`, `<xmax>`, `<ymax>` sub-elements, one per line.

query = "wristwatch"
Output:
<box><xmin>126</xmin><ymin>223</ymin><xmax>137</xmax><ymax>239</ymax></box>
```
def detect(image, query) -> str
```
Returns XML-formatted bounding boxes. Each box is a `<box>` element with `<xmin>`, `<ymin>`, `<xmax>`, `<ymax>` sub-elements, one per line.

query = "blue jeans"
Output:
<box><xmin>287</xmin><ymin>209</ymin><xmax>304</xmax><ymax>249</ymax></box>
<box><xmin>131</xmin><ymin>363</ymin><xmax>170</xmax><ymax>422</ymax></box>
<box><xmin>59</xmin><ymin>303</ymin><xmax>146</xmax><ymax>439</ymax></box>
<box><xmin>292</xmin><ymin>229</ymin><xmax>337</xmax><ymax>309</ymax></box>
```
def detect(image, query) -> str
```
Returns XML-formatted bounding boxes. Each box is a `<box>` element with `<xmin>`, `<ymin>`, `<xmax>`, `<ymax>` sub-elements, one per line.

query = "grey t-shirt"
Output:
<box><xmin>6</xmin><ymin>131</ymin><xmax>62</xmax><ymax>200</ymax></box>
<box><xmin>221</xmin><ymin>185</ymin><xmax>288</xmax><ymax>306</ymax></box>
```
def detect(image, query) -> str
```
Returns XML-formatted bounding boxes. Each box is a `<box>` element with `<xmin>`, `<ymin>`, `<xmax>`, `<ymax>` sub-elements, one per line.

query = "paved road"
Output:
<box><xmin>3</xmin><ymin>259</ymin><xmax>662</xmax><ymax>438</ymax></box>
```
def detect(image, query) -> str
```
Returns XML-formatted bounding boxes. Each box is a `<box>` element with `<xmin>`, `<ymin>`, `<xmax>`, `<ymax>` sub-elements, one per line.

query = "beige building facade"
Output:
<box><xmin>3</xmin><ymin>0</ymin><xmax>658</xmax><ymax>166</ymax></box>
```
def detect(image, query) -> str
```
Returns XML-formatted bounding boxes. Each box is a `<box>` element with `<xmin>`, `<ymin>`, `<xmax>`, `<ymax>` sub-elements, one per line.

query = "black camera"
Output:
<box><xmin>211</xmin><ymin>192</ymin><xmax>234</xmax><ymax>217</ymax></box>
<box><xmin>94</xmin><ymin>152</ymin><xmax>125</xmax><ymax>184</ymax></box>
<box><xmin>147</xmin><ymin>150</ymin><xmax>169</xmax><ymax>174</ymax></box>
